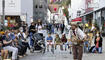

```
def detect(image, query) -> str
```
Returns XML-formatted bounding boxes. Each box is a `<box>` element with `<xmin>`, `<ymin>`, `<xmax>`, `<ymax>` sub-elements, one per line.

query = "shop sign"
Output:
<box><xmin>5</xmin><ymin>0</ymin><xmax>21</xmax><ymax>15</ymax></box>
<box><xmin>85</xmin><ymin>0</ymin><xmax>93</xmax><ymax>13</ymax></box>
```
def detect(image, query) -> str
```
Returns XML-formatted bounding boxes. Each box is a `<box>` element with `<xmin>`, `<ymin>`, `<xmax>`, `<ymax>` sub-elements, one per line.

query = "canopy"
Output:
<box><xmin>72</xmin><ymin>18</ymin><xmax>82</xmax><ymax>22</ymax></box>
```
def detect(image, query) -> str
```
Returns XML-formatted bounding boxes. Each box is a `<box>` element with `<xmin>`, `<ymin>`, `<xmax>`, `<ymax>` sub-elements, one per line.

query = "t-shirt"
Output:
<box><xmin>47</xmin><ymin>36</ymin><xmax>53</xmax><ymax>41</ymax></box>
<box><xmin>3</xmin><ymin>35</ymin><xmax>12</xmax><ymax>47</ymax></box>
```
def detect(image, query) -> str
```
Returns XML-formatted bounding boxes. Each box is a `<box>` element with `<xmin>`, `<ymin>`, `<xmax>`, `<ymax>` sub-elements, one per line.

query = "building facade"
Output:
<box><xmin>70</xmin><ymin>0</ymin><xmax>85</xmax><ymax>19</ymax></box>
<box><xmin>0</xmin><ymin>0</ymin><xmax>21</xmax><ymax>26</ymax></box>
<box><xmin>69</xmin><ymin>0</ymin><xmax>105</xmax><ymax>32</ymax></box>
<box><xmin>33</xmin><ymin>0</ymin><xmax>48</xmax><ymax>23</ymax></box>
<box><xmin>0</xmin><ymin>0</ymin><xmax>33</xmax><ymax>26</ymax></box>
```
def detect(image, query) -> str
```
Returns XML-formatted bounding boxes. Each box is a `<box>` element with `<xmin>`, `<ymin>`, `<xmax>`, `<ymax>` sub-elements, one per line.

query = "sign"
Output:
<box><xmin>0</xmin><ymin>0</ymin><xmax>21</xmax><ymax>15</ymax></box>
<box><xmin>85</xmin><ymin>0</ymin><xmax>93</xmax><ymax>13</ymax></box>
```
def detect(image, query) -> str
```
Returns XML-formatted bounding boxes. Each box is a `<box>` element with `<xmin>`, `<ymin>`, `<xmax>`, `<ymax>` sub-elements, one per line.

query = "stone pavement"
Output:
<box><xmin>20</xmin><ymin>30</ymin><xmax>105</xmax><ymax>60</ymax></box>
<box><xmin>20</xmin><ymin>36</ymin><xmax>105</xmax><ymax>60</ymax></box>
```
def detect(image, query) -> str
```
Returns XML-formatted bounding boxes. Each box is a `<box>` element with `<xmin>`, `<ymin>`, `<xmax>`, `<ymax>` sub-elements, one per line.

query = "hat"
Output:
<box><xmin>70</xmin><ymin>22</ymin><xmax>78</xmax><ymax>26</ymax></box>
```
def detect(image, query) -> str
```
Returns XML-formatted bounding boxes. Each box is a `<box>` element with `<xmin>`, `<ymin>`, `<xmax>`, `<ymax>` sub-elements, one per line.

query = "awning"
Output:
<box><xmin>72</xmin><ymin>18</ymin><xmax>82</xmax><ymax>22</ymax></box>
<box><xmin>104</xmin><ymin>23</ymin><xmax>105</xmax><ymax>27</ymax></box>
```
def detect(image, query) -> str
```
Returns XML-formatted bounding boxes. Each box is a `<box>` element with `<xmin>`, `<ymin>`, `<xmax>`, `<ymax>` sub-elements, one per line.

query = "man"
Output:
<box><xmin>68</xmin><ymin>22</ymin><xmax>86</xmax><ymax>60</ymax></box>
<box><xmin>0</xmin><ymin>33</ymin><xmax>8</xmax><ymax>59</ymax></box>
<box><xmin>3</xmin><ymin>32</ymin><xmax>18</xmax><ymax>60</ymax></box>
<box><xmin>60</xmin><ymin>23</ymin><xmax>65</xmax><ymax>34</ymax></box>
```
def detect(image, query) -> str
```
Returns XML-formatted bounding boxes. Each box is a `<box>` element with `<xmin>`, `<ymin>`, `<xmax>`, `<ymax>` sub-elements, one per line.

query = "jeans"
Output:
<box><xmin>65</xmin><ymin>42</ymin><xmax>72</xmax><ymax>49</ymax></box>
<box><xmin>84</xmin><ymin>41</ymin><xmax>90</xmax><ymax>52</ymax></box>
<box><xmin>29</xmin><ymin>32</ymin><xmax>34</xmax><ymax>47</ymax></box>
<box><xmin>3</xmin><ymin>46</ymin><xmax>18</xmax><ymax>60</ymax></box>
<box><xmin>92</xmin><ymin>47</ymin><xmax>102</xmax><ymax>53</ymax></box>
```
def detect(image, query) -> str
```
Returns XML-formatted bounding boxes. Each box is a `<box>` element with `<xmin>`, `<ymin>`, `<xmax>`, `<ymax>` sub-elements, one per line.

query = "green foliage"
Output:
<box><xmin>63</xmin><ymin>8</ymin><xmax>69</xmax><ymax>19</ymax></box>
<box><xmin>61</xmin><ymin>0</ymin><xmax>71</xmax><ymax>6</ymax></box>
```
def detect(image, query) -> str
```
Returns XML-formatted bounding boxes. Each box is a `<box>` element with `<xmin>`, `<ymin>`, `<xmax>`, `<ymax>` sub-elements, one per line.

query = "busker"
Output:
<box><xmin>68</xmin><ymin>22</ymin><xmax>86</xmax><ymax>60</ymax></box>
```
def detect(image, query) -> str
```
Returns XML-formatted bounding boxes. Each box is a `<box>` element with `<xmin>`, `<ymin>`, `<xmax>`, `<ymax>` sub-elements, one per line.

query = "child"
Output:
<box><xmin>54</xmin><ymin>34</ymin><xmax>62</xmax><ymax>50</ymax></box>
<box><xmin>61</xmin><ymin>34</ymin><xmax>67</xmax><ymax>51</ymax></box>
<box><xmin>46</xmin><ymin>33</ymin><xmax>54</xmax><ymax>53</ymax></box>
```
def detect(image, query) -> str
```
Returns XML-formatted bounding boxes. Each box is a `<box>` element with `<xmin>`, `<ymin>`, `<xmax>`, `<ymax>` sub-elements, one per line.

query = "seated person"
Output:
<box><xmin>3</xmin><ymin>32</ymin><xmax>18</xmax><ymax>60</ymax></box>
<box><xmin>84</xmin><ymin>33</ymin><xmax>90</xmax><ymax>53</ymax></box>
<box><xmin>0</xmin><ymin>33</ymin><xmax>8</xmax><ymax>59</ymax></box>
<box><xmin>92</xmin><ymin>33</ymin><xmax>103</xmax><ymax>53</ymax></box>
<box><xmin>61</xmin><ymin>34</ymin><xmax>67</xmax><ymax>51</ymax></box>
<box><xmin>46</xmin><ymin>33</ymin><xmax>54</xmax><ymax>52</ymax></box>
<box><xmin>54</xmin><ymin>34</ymin><xmax>62</xmax><ymax>50</ymax></box>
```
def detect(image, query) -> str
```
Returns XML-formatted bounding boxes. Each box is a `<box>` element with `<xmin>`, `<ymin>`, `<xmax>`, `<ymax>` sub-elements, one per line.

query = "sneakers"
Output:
<box><xmin>18</xmin><ymin>55</ymin><xmax>23</xmax><ymax>58</ymax></box>
<box><xmin>30</xmin><ymin>49</ymin><xmax>33</xmax><ymax>53</ymax></box>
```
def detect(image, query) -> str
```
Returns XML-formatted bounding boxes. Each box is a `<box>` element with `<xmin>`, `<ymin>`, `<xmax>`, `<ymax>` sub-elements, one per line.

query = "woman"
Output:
<box><xmin>61</xmin><ymin>34</ymin><xmax>67</xmax><ymax>51</ymax></box>
<box><xmin>19</xmin><ymin>31</ymin><xmax>30</xmax><ymax>55</ymax></box>
<box><xmin>54</xmin><ymin>34</ymin><xmax>62</xmax><ymax>50</ymax></box>
<box><xmin>92</xmin><ymin>32</ymin><xmax>103</xmax><ymax>53</ymax></box>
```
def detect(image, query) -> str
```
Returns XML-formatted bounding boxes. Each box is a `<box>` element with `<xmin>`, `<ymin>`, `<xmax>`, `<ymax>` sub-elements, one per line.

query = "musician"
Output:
<box><xmin>68</xmin><ymin>22</ymin><xmax>86</xmax><ymax>60</ymax></box>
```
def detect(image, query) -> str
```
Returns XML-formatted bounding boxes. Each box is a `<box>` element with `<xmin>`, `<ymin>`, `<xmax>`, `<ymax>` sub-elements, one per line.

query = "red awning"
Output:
<box><xmin>72</xmin><ymin>18</ymin><xmax>82</xmax><ymax>22</ymax></box>
<box><xmin>104</xmin><ymin>23</ymin><xmax>105</xmax><ymax>27</ymax></box>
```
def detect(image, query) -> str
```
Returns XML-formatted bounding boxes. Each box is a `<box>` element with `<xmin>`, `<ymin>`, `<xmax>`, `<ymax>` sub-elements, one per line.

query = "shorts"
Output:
<box><xmin>46</xmin><ymin>42</ymin><xmax>53</xmax><ymax>45</ymax></box>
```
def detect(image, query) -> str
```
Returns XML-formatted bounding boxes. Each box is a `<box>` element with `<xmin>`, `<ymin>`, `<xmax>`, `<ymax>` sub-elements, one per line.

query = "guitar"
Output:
<box><xmin>71</xmin><ymin>35</ymin><xmax>87</xmax><ymax>45</ymax></box>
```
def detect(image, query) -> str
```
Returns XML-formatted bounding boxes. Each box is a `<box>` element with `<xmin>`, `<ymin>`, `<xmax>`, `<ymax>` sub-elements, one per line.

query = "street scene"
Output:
<box><xmin>0</xmin><ymin>0</ymin><xmax>105</xmax><ymax>60</ymax></box>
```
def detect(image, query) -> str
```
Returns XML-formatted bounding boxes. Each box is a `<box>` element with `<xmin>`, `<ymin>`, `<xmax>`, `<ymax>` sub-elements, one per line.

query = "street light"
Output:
<box><xmin>2</xmin><ymin>0</ymin><xmax>5</xmax><ymax>26</ymax></box>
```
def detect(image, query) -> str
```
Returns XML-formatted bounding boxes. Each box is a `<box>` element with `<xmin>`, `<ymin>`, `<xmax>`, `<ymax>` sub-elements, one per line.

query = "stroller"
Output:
<box><xmin>32</xmin><ymin>33</ymin><xmax>46</xmax><ymax>53</ymax></box>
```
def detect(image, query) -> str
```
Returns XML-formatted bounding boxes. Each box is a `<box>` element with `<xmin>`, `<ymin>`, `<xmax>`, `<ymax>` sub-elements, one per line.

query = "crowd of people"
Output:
<box><xmin>0</xmin><ymin>20</ymin><xmax>104</xmax><ymax>60</ymax></box>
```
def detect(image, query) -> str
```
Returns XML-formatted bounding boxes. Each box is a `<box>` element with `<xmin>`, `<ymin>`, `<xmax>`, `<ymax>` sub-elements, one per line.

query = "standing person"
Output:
<box><xmin>51</xmin><ymin>24</ymin><xmax>55</xmax><ymax>34</ymax></box>
<box><xmin>22</xmin><ymin>21</ymin><xmax>28</xmax><ymax>33</ymax></box>
<box><xmin>56</xmin><ymin>24</ymin><xmax>59</xmax><ymax>31</ymax></box>
<box><xmin>29</xmin><ymin>22</ymin><xmax>36</xmax><ymax>48</ymax></box>
<box><xmin>92</xmin><ymin>32</ymin><xmax>103</xmax><ymax>53</ymax></box>
<box><xmin>60</xmin><ymin>23</ymin><xmax>65</xmax><ymax>34</ymax></box>
<box><xmin>69</xmin><ymin>22</ymin><xmax>86</xmax><ymax>60</ymax></box>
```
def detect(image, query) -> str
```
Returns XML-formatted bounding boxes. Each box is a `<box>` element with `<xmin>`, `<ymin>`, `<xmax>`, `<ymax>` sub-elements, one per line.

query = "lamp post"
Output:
<box><xmin>2</xmin><ymin>0</ymin><xmax>5</xmax><ymax>26</ymax></box>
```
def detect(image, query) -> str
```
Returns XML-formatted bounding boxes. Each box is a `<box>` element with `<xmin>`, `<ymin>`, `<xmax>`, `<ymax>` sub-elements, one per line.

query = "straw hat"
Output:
<box><xmin>70</xmin><ymin>22</ymin><xmax>78</xmax><ymax>26</ymax></box>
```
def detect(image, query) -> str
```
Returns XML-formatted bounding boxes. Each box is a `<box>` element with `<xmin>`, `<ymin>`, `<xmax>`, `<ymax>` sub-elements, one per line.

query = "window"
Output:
<box><xmin>35</xmin><ymin>5</ymin><xmax>38</xmax><ymax>8</ymax></box>
<box><xmin>39</xmin><ymin>5</ymin><xmax>43</xmax><ymax>8</ymax></box>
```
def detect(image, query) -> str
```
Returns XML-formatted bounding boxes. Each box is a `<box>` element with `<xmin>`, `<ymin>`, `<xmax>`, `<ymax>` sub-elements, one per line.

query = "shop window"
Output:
<box><xmin>35</xmin><ymin>5</ymin><xmax>38</xmax><ymax>8</ymax></box>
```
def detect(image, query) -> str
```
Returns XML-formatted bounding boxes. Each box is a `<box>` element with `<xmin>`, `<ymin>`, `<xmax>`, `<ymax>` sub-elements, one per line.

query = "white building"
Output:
<box><xmin>47</xmin><ymin>4</ymin><xmax>68</xmax><ymax>26</ymax></box>
<box><xmin>21</xmin><ymin>0</ymin><xmax>33</xmax><ymax>25</ymax></box>
<box><xmin>92</xmin><ymin>0</ymin><xmax>105</xmax><ymax>10</ymax></box>
<box><xmin>70</xmin><ymin>0</ymin><xmax>85</xmax><ymax>19</ymax></box>
<box><xmin>0</xmin><ymin>0</ymin><xmax>21</xmax><ymax>15</ymax></box>
<box><xmin>0</xmin><ymin>0</ymin><xmax>33</xmax><ymax>25</ymax></box>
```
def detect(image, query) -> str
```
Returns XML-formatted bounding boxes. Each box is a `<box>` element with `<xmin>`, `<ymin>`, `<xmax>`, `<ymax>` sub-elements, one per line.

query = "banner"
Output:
<box><xmin>0</xmin><ymin>0</ymin><xmax>21</xmax><ymax>15</ymax></box>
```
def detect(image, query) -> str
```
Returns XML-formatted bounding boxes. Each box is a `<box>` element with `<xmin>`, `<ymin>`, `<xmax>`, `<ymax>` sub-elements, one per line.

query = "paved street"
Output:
<box><xmin>0</xmin><ymin>0</ymin><xmax>105</xmax><ymax>60</ymax></box>
<box><xmin>20</xmin><ymin>43</ymin><xmax>105</xmax><ymax>60</ymax></box>
<box><xmin>20</xmin><ymin>31</ymin><xmax>105</xmax><ymax>60</ymax></box>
